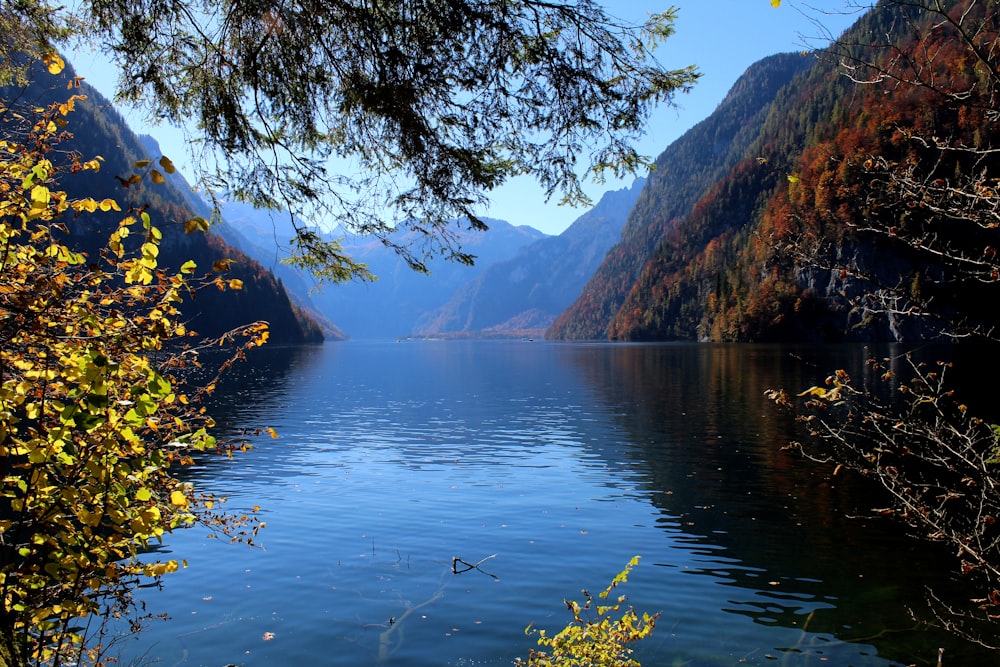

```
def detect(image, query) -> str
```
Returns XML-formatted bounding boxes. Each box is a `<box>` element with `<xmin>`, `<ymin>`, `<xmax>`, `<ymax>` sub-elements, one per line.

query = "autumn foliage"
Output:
<box><xmin>554</xmin><ymin>0</ymin><xmax>1000</xmax><ymax>344</ymax></box>
<box><xmin>516</xmin><ymin>557</ymin><xmax>658</xmax><ymax>667</ymax></box>
<box><xmin>0</xmin><ymin>64</ymin><xmax>265</xmax><ymax>666</ymax></box>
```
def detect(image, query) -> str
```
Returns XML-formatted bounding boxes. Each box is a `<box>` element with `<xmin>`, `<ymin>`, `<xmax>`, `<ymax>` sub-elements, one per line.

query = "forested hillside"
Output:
<box><xmin>552</xmin><ymin>0</ymin><xmax>1000</xmax><ymax>343</ymax></box>
<box><xmin>3</xmin><ymin>58</ymin><xmax>324</xmax><ymax>343</ymax></box>
<box><xmin>547</xmin><ymin>52</ymin><xmax>814</xmax><ymax>340</ymax></box>
<box><xmin>602</xmin><ymin>18</ymin><xmax>867</xmax><ymax>341</ymax></box>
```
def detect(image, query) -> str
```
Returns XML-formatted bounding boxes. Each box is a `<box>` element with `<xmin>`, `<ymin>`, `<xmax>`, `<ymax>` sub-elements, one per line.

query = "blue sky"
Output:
<box><xmin>70</xmin><ymin>1</ymin><xmax>866</xmax><ymax>236</ymax></box>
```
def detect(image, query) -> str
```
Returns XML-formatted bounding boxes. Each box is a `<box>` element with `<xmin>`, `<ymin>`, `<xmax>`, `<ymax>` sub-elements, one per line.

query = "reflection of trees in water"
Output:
<box><xmin>176</xmin><ymin>344</ymin><xmax>322</xmax><ymax>481</ymax></box>
<box><xmin>560</xmin><ymin>343</ymin><xmax>994</xmax><ymax>665</ymax></box>
<box><xmin>207</xmin><ymin>344</ymin><xmax>322</xmax><ymax>429</ymax></box>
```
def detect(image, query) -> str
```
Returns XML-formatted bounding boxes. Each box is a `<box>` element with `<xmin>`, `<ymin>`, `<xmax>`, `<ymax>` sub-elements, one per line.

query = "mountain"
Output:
<box><xmin>547</xmin><ymin>52</ymin><xmax>815</xmax><ymax>340</ymax></box>
<box><xmin>145</xmin><ymin>191</ymin><xmax>347</xmax><ymax>340</ymax></box>
<box><xmin>305</xmin><ymin>220</ymin><xmax>547</xmax><ymax>339</ymax></box>
<box><xmin>599</xmin><ymin>48</ymin><xmax>849</xmax><ymax>342</ymax></box>
<box><xmin>218</xmin><ymin>205</ymin><xmax>548</xmax><ymax>339</ymax></box>
<box><xmin>560</xmin><ymin>0</ymin><xmax>1000</xmax><ymax>344</ymax></box>
<box><xmin>414</xmin><ymin>179</ymin><xmax>643</xmax><ymax>337</ymax></box>
<box><xmin>4</xmin><ymin>57</ymin><xmax>325</xmax><ymax>343</ymax></box>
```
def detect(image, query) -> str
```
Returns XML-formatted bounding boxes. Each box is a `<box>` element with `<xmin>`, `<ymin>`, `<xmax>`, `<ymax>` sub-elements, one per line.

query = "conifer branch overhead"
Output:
<box><xmin>8</xmin><ymin>1</ymin><xmax>700</xmax><ymax>279</ymax></box>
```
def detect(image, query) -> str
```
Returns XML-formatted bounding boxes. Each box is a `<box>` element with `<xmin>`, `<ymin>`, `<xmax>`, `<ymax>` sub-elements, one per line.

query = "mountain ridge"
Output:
<box><xmin>3</xmin><ymin>57</ymin><xmax>325</xmax><ymax>344</ymax></box>
<box><xmin>547</xmin><ymin>52</ymin><xmax>815</xmax><ymax>340</ymax></box>
<box><xmin>414</xmin><ymin>179</ymin><xmax>644</xmax><ymax>337</ymax></box>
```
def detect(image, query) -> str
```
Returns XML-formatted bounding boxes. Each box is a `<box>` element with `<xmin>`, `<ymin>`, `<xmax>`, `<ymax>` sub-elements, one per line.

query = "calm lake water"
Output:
<box><xmin>118</xmin><ymin>341</ymin><xmax>995</xmax><ymax>667</ymax></box>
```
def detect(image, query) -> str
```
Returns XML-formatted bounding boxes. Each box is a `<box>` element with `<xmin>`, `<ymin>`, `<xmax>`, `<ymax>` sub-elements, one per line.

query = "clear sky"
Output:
<box><xmin>69</xmin><ymin>1</ymin><xmax>866</xmax><ymax>236</ymax></box>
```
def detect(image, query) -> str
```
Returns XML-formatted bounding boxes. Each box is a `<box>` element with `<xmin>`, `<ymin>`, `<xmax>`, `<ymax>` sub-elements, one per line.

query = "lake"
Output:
<box><xmin>117</xmin><ymin>341</ymin><xmax>995</xmax><ymax>666</ymax></box>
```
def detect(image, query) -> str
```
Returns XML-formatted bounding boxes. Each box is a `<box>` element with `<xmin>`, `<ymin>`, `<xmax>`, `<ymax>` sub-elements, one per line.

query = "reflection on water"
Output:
<box><xmin>119</xmin><ymin>342</ymin><xmax>993</xmax><ymax>667</ymax></box>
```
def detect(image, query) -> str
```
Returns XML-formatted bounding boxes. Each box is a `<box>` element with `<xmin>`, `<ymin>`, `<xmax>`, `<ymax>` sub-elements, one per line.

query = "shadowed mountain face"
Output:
<box><xmin>3</xmin><ymin>58</ymin><xmax>324</xmax><ymax>343</ymax></box>
<box><xmin>414</xmin><ymin>180</ymin><xmax>644</xmax><ymax>338</ymax></box>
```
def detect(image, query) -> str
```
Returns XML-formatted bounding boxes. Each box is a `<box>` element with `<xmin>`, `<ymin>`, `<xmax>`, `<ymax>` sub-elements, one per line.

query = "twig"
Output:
<box><xmin>451</xmin><ymin>555</ymin><xmax>499</xmax><ymax>580</ymax></box>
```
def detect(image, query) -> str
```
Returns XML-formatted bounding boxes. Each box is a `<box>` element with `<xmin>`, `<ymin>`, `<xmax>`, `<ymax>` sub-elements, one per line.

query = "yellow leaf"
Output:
<box><xmin>30</xmin><ymin>185</ymin><xmax>51</xmax><ymax>205</ymax></box>
<box><xmin>42</xmin><ymin>53</ymin><xmax>65</xmax><ymax>75</ymax></box>
<box><xmin>133</xmin><ymin>159</ymin><xmax>151</xmax><ymax>168</ymax></box>
<box><xmin>228</xmin><ymin>279</ymin><xmax>244</xmax><ymax>290</ymax></box>
<box><xmin>771</xmin><ymin>0</ymin><xmax>781</xmax><ymax>6</ymax></box>
<box><xmin>170</xmin><ymin>490</ymin><xmax>188</xmax><ymax>507</ymax></box>
<box><xmin>72</xmin><ymin>198</ymin><xmax>99</xmax><ymax>213</ymax></box>
<box><xmin>184</xmin><ymin>216</ymin><xmax>210</xmax><ymax>234</ymax></box>
<box><xmin>159</xmin><ymin>156</ymin><xmax>176</xmax><ymax>174</ymax></box>
<box><xmin>141</xmin><ymin>242</ymin><xmax>160</xmax><ymax>259</ymax></box>
<box><xmin>213</xmin><ymin>259</ymin><xmax>234</xmax><ymax>272</ymax></box>
<box><xmin>136</xmin><ymin>488</ymin><xmax>152</xmax><ymax>502</ymax></box>
<box><xmin>268</xmin><ymin>427</ymin><xmax>279</xmax><ymax>439</ymax></box>
<box><xmin>151</xmin><ymin>169</ymin><xmax>165</xmax><ymax>184</ymax></box>
<box><xmin>145</xmin><ymin>560</ymin><xmax>179</xmax><ymax>576</ymax></box>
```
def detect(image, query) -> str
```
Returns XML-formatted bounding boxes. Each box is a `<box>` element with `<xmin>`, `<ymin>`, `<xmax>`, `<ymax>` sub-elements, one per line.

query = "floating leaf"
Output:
<box><xmin>771</xmin><ymin>0</ymin><xmax>781</xmax><ymax>6</ymax></box>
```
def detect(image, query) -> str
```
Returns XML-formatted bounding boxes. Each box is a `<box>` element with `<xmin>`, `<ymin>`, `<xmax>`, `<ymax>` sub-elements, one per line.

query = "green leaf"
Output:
<box><xmin>147</xmin><ymin>372</ymin><xmax>172</xmax><ymax>398</ymax></box>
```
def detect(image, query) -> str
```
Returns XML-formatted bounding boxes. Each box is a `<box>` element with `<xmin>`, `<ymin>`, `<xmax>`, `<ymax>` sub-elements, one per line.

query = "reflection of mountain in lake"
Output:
<box><xmin>558</xmin><ymin>343</ymin><xmax>993</xmax><ymax>665</ymax></box>
<box><xmin>158</xmin><ymin>341</ymin><xmax>998</xmax><ymax>666</ymax></box>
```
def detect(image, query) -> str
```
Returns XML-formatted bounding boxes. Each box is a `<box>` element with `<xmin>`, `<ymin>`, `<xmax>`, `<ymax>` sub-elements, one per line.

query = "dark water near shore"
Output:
<box><xmin>119</xmin><ymin>341</ymin><xmax>996</xmax><ymax>666</ymax></box>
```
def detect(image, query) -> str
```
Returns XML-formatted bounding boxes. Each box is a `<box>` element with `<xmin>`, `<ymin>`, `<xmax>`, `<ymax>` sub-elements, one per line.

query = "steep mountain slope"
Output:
<box><xmin>135</xmin><ymin>136</ymin><xmax>347</xmax><ymax>339</ymax></box>
<box><xmin>415</xmin><ymin>179</ymin><xmax>643</xmax><ymax>336</ymax></box>
<box><xmin>4</xmin><ymin>58</ymin><xmax>324</xmax><ymax>343</ymax></box>
<box><xmin>605</xmin><ymin>50</ymin><xmax>850</xmax><ymax>341</ymax></box>
<box><xmin>547</xmin><ymin>52</ymin><xmax>815</xmax><ymax>340</ymax></box>
<box><xmin>598</xmin><ymin>0</ymin><xmax>1000</xmax><ymax>343</ymax></box>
